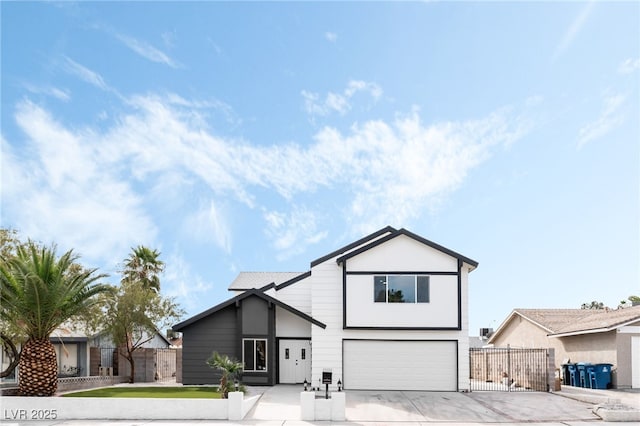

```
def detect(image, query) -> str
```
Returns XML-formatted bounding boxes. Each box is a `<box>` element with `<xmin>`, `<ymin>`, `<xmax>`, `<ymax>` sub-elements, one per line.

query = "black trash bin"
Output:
<box><xmin>561</xmin><ymin>364</ymin><xmax>571</xmax><ymax>385</ymax></box>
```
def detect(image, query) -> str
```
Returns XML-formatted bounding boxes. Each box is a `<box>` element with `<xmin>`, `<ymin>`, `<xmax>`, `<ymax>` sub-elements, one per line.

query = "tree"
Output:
<box><xmin>619</xmin><ymin>295</ymin><xmax>640</xmax><ymax>308</ymax></box>
<box><xmin>581</xmin><ymin>301</ymin><xmax>606</xmax><ymax>310</ymax></box>
<box><xmin>121</xmin><ymin>246</ymin><xmax>164</xmax><ymax>292</ymax></box>
<box><xmin>206</xmin><ymin>351</ymin><xmax>243</xmax><ymax>398</ymax></box>
<box><xmin>101</xmin><ymin>246</ymin><xmax>182</xmax><ymax>383</ymax></box>
<box><xmin>0</xmin><ymin>228</ymin><xmax>25</xmax><ymax>379</ymax></box>
<box><xmin>0</xmin><ymin>242</ymin><xmax>110</xmax><ymax>396</ymax></box>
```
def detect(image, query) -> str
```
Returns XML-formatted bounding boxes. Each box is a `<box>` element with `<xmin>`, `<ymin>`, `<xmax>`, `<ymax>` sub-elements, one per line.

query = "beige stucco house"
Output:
<box><xmin>488</xmin><ymin>306</ymin><xmax>640</xmax><ymax>389</ymax></box>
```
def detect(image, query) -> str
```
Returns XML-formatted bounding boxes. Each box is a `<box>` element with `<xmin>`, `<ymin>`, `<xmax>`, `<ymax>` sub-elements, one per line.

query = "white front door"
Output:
<box><xmin>279</xmin><ymin>339</ymin><xmax>311</xmax><ymax>384</ymax></box>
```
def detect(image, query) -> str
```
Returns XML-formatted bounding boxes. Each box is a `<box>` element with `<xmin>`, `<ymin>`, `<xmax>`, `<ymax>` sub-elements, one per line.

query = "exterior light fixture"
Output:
<box><xmin>303</xmin><ymin>378</ymin><xmax>308</xmax><ymax>391</ymax></box>
<box><xmin>234</xmin><ymin>379</ymin><xmax>239</xmax><ymax>392</ymax></box>
<box><xmin>337</xmin><ymin>379</ymin><xmax>342</xmax><ymax>392</ymax></box>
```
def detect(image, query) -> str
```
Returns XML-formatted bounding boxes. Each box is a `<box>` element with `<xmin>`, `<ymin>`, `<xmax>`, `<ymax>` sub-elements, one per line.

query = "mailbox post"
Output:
<box><xmin>322</xmin><ymin>369</ymin><xmax>332</xmax><ymax>399</ymax></box>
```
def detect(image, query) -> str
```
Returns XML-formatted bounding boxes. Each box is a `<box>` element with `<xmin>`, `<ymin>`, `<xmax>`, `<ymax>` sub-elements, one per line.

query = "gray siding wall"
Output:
<box><xmin>242</xmin><ymin>297</ymin><xmax>269</xmax><ymax>335</ymax></box>
<box><xmin>181</xmin><ymin>305</ymin><xmax>238</xmax><ymax>385</ymax></box>
<box><xmin>240</xmin><ymin>297</ymin><xmax>276</xmax><ymax>385</ymax></box>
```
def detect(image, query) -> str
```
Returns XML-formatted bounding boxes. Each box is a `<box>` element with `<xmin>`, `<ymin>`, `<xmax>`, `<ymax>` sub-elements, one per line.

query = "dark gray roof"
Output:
<box><xmin>173</xmin><ymin>288</ymin><xmax>326</xmax><ymax>331</ymax></box>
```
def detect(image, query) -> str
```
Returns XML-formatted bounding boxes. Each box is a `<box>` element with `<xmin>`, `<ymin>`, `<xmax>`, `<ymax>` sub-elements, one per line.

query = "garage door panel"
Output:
<box><xmin>343</xmin><ymin>340</ymin><xmax>457</xmax><ymax>391</ymax></box>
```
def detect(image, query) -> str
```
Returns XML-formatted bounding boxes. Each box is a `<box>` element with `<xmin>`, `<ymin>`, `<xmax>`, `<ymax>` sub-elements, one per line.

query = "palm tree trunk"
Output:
<box><xmin>19</xmin><ymin>338</ymin><xmax>58</xmax><ymax>396</ymax></box>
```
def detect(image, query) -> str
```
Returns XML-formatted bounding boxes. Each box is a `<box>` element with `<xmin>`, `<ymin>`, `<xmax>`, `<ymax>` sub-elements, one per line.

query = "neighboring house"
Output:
<box><xmin>51</xmin><ymin>327</ymin><xmax>91</xmax><ymax>377</ymax></box>
<box><xmin>488</xmin><ymin>306</ymin><xmax>640</xmax><ymax>389</ymax></box>
<box><xmin>174</xmin><ymin>226</ymin><xmax>478</xmax><ymax>391</ymax></box>
<box><xmin>2</xmin><ymin>327</ymin><xmax>92</xmax><ymax>384</ymax></box>
<box><xmin>1</xmin><ymin>327</ymin><xmax>173</xmax><ymax>384</ymax></box>
<box><xmin>89</xmin><ymin>329</ymin><xmax>172</xmax><ymax>350</ymax></box>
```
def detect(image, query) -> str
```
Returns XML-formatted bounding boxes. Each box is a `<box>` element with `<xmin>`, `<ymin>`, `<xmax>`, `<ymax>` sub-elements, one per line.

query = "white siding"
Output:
<box><xmin>345</xmin><ymin>274</ymin><xmax>458</xmax><ymax>328</ymax></box>
<box><xmin>309</xmin><ymin>235</ymin><xmax>473</xmax><ymax>392</ymax></box>
<box><xmin>346</xmin><ymin>235</ymin><xmax>458</xmax><ymax>272</ymax></box>
<box><xmin>276</xmin><ymin>307</ymin><xmax>311</xmax><ymax>338</ymax></box>
<box><xmin>274</xmin><ymin>276</ymin><xmax>312</xmax><ymax>315</ymax></box>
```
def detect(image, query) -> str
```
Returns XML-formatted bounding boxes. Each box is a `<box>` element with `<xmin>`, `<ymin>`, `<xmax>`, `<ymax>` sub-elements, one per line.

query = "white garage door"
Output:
<box><xmin>343</xmin><ymin>340</ymin><xmax>458</xmax><ymax>391</ymax></box>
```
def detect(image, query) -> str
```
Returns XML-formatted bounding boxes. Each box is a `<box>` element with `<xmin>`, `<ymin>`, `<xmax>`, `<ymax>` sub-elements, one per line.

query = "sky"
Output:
<box><xmin>1</xmin><ymin>1</ymin><xmax>638</xmax><ymax>335</ymax></box>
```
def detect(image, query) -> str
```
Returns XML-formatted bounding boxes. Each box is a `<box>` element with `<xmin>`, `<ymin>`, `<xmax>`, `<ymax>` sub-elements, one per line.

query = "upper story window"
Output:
<box><xmin>374</xmin><ymin>275</ymin><xmax>430</xmax><ymax>303</ymax></box>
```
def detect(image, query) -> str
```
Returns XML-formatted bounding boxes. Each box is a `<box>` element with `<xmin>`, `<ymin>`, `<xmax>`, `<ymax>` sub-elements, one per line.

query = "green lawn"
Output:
<box><xmin>62</xmin><ymin>386</ymin><xmax>222</xmax><ymax>399</ymax></box>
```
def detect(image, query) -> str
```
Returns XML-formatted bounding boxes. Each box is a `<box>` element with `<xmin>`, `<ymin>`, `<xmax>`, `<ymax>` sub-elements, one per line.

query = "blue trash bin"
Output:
<box><xmin>590</xmin><ymin>363</ymin><xmax>613</xmax><ymax>389</ymax></box>
<box><xmin>567</xmin><ymin>364</ymin><xmax>578</xmax><ymax>387</ymax></box>
<box><xmin>576</xmin><ymin>363</ymin><xmax>593</xmax><ymax>388</ymax></box>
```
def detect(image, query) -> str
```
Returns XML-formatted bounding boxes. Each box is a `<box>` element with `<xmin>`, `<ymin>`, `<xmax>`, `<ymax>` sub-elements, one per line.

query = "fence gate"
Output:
<box><xmin>154</xmin><ymin>348</ymin><xmax>177</xmax><ymax>382</ymax></box>
<box><xmin>470</xmin><ymin>347</ymin><xmax>549</xmax><ymax>391</ymax></box>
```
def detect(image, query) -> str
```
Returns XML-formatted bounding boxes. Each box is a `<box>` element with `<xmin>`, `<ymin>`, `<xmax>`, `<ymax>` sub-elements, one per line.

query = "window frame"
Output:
<box><xmin>242</xmin><ymin>338</ymin><xmax>268</xmax><ymax>372</ymax></box>
<box><xmin>373</xmin><ymin>275</ymin><xmax>430</xmax><ymax>304</ymax></box>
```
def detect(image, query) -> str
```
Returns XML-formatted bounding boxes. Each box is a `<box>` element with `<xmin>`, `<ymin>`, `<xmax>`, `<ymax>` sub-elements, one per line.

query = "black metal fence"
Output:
<box><xmin>470</xmin><ymin>347</ymin><xmax>549</xmax><ymax>391</ymax></box>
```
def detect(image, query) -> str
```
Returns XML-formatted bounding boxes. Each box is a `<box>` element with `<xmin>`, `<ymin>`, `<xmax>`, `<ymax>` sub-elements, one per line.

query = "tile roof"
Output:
<box><xmin>227</xmin><ymin>271</ymin><xmax>305</xmax><ymax>290</ymax></box>
<box><xmin>514</xmin><ymin>306</ymin><xmax>640</xmax><ymax>336</ymax></box>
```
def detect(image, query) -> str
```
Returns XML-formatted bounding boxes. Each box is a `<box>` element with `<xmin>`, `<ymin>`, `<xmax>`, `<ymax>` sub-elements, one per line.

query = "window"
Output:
<box><xmin>373</xmin><ymin>275</ymin><xmax>430</xmax><ymax>303</ymax></box>
<box><xmin>243</xmin><ymin>339</ymin><xmax>267</xmax><ymax>371</ymax></box>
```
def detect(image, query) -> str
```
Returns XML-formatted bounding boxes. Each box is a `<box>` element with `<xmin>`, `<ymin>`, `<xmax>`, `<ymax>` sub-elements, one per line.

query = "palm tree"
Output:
<box><xmin>206</xmin><ymin>351</ymin><xmax>243</xmax><ymax>398</ymax></box>
<box><xmin>121</xmin><ymin>246</ymin><xmax>164</xmax><ymax>292</ymax></box>
<box><xmin>0</xmin><ymin>242</ymin><xmax>110</xmax><ymax>396</ymax></box>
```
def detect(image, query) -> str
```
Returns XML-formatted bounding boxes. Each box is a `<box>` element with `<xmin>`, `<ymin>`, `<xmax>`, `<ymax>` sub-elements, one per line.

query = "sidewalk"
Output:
<box><xmin>554</xmin><ymin>385</ymin><xmax>640</xmax><ymax>409</ymax></box>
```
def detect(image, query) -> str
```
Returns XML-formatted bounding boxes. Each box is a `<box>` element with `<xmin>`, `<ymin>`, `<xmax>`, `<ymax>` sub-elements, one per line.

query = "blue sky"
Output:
<box><xmin>1</xmin><ymin>1</ymin><xmax>638</xmax><ymax>335</ymax></box>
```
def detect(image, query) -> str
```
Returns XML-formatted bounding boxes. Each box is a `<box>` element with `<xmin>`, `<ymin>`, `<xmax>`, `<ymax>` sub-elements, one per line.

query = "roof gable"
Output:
<box><xmin>228</xmin><ymin>271</ymin><xmax>304</xmax><ymax>291</ymax></box>
<box><xmin>310</xmin><ymin>226</ymin><xmax>396</xmax><ymax>267</ymax></box>
<box><xmin>335</xmin><ymin>227</ymin><xmax>478</xmax><ymax>269</ymax></box>
<box><xmin>489</xmin><ymin>306</ymin><xmax>640</xmax><ymax>342</ymax></box>
<box><xmin>550</xmin><ymin>305</ymin><xmax>640</xmax><ymax>336</ymax></box>
<box><xmin>173</xmin><ymin>288</ymin><xmax>326</xmax><ymax>331</ymax></box>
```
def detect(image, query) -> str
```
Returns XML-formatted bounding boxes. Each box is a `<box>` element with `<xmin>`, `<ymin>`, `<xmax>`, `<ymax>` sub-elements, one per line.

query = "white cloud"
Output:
<box><xmin>553</xmin><ymin>1</ymin><xmax>595</xmax><ymax>60</ymax></box>
<box><xmin>115</xmin><ymin>33</ymin><xmax>181</xmax><ymax>68</ymax></box>
<box><xmin>3</xmin><ymin>100</ymin><xmax>156</xmax><ymax>267</ymax></box>
<box><xmin>325</xmin><ymin>32</ymin><xmax>338</xmax><ymax>43</ymax></box>
<box><xmin>577</xmin><ymin>93</ymin><xmax>626</xmax><ymax>148</ymax></box>
<box><xmin>161</xmin><ymin>30</ymin><xmax>177</xmax><ymax>49</ymax></box>
<box><xmin>264</xmin><ymin>207</ymin><xmax>328</xmax><ymax>260</ymax></box>
<box><xmin>62</xmin><ymin>56</ymin><xmax>110</xmax><ymax>91</ymax></box>
<box><xmin>3</xmin><ymin>89</ymin><xmax>529</xmax><ymax>262</ymax></box>
<box><xmin>184</xmin><ymin>200</ymin><xmax>232</xmax><ymax>254</ymax></box>
<box><xmin>302</xmin><ymin>80</ymin><xmax>383</xmax><ymax>118</ymax></box>
<box><xmin>22</xmin><ymin>83</ymin><xmax>71</xmax><ymax>102</ymax></box>
<box><xmin>162</xmin><ymin>252</ymin><xmax>213</xmax><ymax>313</ymax></box>
<box><xmin>618</xmin><ymin>58</ymin><xmax>640</xmax><ymax>74</ymax></box>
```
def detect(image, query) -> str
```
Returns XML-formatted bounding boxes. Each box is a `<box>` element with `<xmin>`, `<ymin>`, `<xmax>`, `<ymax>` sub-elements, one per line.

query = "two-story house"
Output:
<box><xmin>173</xmin><ymin>226</ymin><xmax>478</xmax><ymax>391</ymax></box>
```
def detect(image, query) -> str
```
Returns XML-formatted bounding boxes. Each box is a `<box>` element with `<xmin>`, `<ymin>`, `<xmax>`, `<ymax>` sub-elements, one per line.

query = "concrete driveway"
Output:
<box><xmin>345</xmin><ymin>390</ymin><xmax>599</xmax><ymax>423</ymax></box>
<box><xmin>244</xmin><ymin>386</ymin><xmax>601</xmax><ymax>423</ymax></box>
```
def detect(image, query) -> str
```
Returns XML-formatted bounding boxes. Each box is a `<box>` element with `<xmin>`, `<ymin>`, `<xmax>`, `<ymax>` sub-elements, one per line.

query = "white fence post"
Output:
<box><xmin>227</xmin><ymin>391</ymin><xmax>243</xmax><ymax>420</ymax></box>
